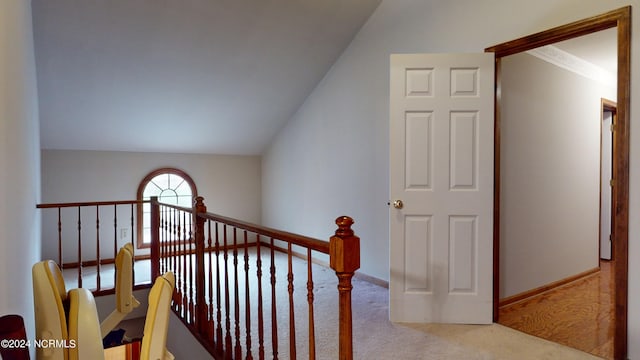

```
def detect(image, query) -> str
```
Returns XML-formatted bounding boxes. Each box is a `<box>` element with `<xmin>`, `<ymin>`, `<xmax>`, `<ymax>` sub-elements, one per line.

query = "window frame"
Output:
<box><xmin>136</xmin><ymin>168</ymin><xmax>198</xmax><ymax>249</ymax></box>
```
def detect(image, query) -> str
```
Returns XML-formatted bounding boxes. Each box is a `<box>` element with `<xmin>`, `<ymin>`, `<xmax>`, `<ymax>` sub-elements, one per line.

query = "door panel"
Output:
<box><xmin>390</xmin><ymin>53</ymin><xmax>494</xmax><ymax>324</ymax></box>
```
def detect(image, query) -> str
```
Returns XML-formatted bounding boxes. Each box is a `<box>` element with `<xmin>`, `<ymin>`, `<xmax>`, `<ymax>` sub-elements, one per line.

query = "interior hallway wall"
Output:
<box><xmin>0</xmin><ymin>0</ymin><xmax>42</xmax><ymax>351</ymax></box>
<box><xmin>261</xmin><ymin>0</ymin><xmax>640</xmax><ymax>356</ymax></box>
<box><xmin>40</xmin><ymin>150</ymin><xmax>261</xmax><ymax>262</ymax></box>
<box><xmin>500</xmin><ymin>52</ymin><xmax>616</xmax><ymax>298</ymax></box>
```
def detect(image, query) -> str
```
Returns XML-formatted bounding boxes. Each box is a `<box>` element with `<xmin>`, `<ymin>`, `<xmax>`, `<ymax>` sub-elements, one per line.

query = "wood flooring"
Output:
<box><xmin>498</xmin><ymin>261</ymin><xmax>614</xmax><ymax>359</ymax></box>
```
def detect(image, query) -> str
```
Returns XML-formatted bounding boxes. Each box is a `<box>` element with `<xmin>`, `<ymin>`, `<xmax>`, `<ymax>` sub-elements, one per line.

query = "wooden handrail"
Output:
<box><xmin>197</xmin><ymin>212</ymin><xmax>331</xmax><ymax>255</ymax></box>
<box><xmin>37</xmin><ymin>199</ymin><xmax>146</xmax><ymax>292</ymax></box>
<box><xmin>149</xmin><ymin>196</ymin><xmax>359</xmax><ymax>360</ymax></box>
<box><xmin>152</xmin><ymin>199</ymin><xmax>331</xmax><ymax>254</ymax></box>
<box><xmin>36</xmin><ymin>200</ymin><xmax>147</xmax><ymax>208</ymax></box>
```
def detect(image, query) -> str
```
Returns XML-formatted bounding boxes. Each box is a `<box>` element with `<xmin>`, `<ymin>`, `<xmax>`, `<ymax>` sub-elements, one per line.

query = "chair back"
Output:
<box><xmin>67</xmin><ymin>288</ymin><xmax>105</xmax><ymax>360</ymax></box>
<box><xmin>140</xmin><ymin>272</ymin><xmax>175</xmax><ymax>360</ymax></box>
<box><xmin>32</xmin><ymin>260</ymin><xmax>69</xmax><ymax>360</ymax></box>
<box><xmin>115</xmin><ymin>243</ymin><xmax>136</xmax><ymax>312</ymax></box>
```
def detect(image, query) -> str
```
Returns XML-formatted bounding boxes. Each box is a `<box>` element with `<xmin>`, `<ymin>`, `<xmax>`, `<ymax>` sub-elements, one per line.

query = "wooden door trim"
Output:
<box><xmin>600</xmin><ymin>98</ymin><xmax>617</xmax><ymax>262</ymax></box>
<box><xmin>485</xmin><ymin>6</ymin><xmax>631</xmax><ymax>359</ymax></box>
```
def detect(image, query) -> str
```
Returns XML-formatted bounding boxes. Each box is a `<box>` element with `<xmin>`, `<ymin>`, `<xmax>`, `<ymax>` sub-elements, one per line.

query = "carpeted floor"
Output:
<box><xmin>89</xmin><ymin>249</ymin><xmax>601</xmax><ymax>359</ymax></box>
<box><xmin>348</xmin><ymin>276</ymin><xmax>600</xmax><ymax>359</ymax></box>
<box><xmin>249</xmin><ymin>254</ymin><xmax>601</xmax><ymax>359</ymax></box>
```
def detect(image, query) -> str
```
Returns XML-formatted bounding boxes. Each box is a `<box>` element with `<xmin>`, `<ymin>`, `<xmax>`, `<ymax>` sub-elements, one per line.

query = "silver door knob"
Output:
<box><xmin>393</xmin><ymin>200</ymin><xmax>404</xmax><ymax>209</ymax></box>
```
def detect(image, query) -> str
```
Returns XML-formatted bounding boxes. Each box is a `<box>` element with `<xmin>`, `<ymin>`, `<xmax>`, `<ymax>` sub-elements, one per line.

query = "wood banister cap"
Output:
<box><xmin>334</xmin><ymin>216</ymin><xmax>354</xmax><ymax>237</ymax></box>
<box><xmin>330</xmin><ymin>216</ymin><xmax>360</xmax><ymax>273</ymax></box>
<box><xmin>194</xmin><ymin>196</ymin><xmax>207</xmax><ymax>212</ymax></box>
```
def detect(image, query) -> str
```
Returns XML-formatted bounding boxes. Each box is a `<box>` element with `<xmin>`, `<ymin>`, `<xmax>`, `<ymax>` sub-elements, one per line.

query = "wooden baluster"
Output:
<box><xmin>96</xmin><ymin>206</ymin><xmax>101</xmax><ymax>291</ymax></box>
<box><xmin>215</xmin><ymin>222</ymin><xmax>224</xmax><ymax>355</ymax></box>
<box><xmin>77</xmin><ymin>206</ymin><xmax>83</xmax><ymax>288</ymax></box>
<box><xmin>113</xmin><ymin>204</ymin><xmax>118</xmax><ymax>286</ymax></box>
<box><xmin>207</xmin><ymin>220</ymin><xmax>214</xmax><ymax>340</ymax></box>
<box><xmin>175</xmin><ymin>209</ymin><xmax>181</xmax><ymax>314</ymax></box>
<box><xmin>194</xmin><ymin>197</ymin><xmax>207</xmax><ymax>335</ymax></box>
<box><xmin>329</xmin><ymin>216</ymin><xmax>360</xmax><ymax>360</ymax></box>
<box><xmin>233</xmin><ymin>228</ymin><xmax>242</xmax><ymax>359</ymax></box>
<box><xmin>182</xmin><ymin>211</ymin><xmax>188</xmax><ymax>321</ymax></box>
<box><xmin>307</xmin><ymin>248</ymin><xmax>316</xmax><ymax>360</ymax></box>
<box><xmin>244</xmin><ymin>230</ymin><xmax>253</xmax><ymax>360</ymax></box>
<box><xmin>150</xmin><ymin>197</ymin><xmax>160</xmax><ymax>281</ymax></box>
<box><xmin>223</xmin><ymin>224</ymin><xmax>232</xmax><ymax>360</ymax></box>
<box><xmin>172</xmin><ymin>207</ymin><xmax>180</xmax><ymax>312</ymax></box>
<box><xmin>287</xmin><ymin>242</ymin><xmax>296</xmax><ymax>360</ymax></box>
<box><xmin>164</xmin><ymin>205</ymin><xmax>169</xmax><ymax>275</ymax></box>
<box><xmin>129</xmin><ymin>203</ymin><xmax>135</xmax><ymax>284</ymax></box>
<box><xmin>176</xmin><ymin>210</ymin><xmax>187</xmax><ymax>320</ymax></box>
<box><xmin>57</xmin><ymin>208</ymin><xmax>63</xmax><ymax>267</ymax></box>
<box><xmin>256</xmin><ymin>234</ymin><xmax>265</xmax><ymax>360</ymax></box>
<box><xmin>159</xmin><ymin>205</ymin><xmax>165</xmax><ymax>275</ymax></box>
<box><xmin>188</xmin><ymin>210</ymin><xmax>195</xmax><ymax>324</ymax></box>
<box><xmin>169</xmin><ymin>207</ymin><xmax>174</xmax><ymax>275</ymax></box>
<box><xmin>269</xmin><ymin>238</ymin><xmax>278</xmax><ymax>360</ymax></box>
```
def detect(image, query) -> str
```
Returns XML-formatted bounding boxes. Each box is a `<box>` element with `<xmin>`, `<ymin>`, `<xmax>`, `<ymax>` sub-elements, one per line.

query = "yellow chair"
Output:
<box><xmin>33</xmin><ymin>260</ymin><xmax>105</xmax><ymax>360</ymax></box>
<box><xmin>100</xmin><ymin>243</ymin><xmax>141</xmax><ymax>337</ymax></box>
<box><xmin>140</xmin><ymin>272</ymin><xmax>175</xmax><ymax>360</ymax></box>
<box><xmin>67</xmin><ymin>288</ymin><xmax>105</xmax><ymax>360</ymax></box>
<box><xmin>33</xmin><ymin>258</ymin><xmax>175</xmax><ymax>360</ymax></box>
<box><xmin>32</xmin><ymin>260</ymin><xmax>70</xmax><ymax>360</ymax></box>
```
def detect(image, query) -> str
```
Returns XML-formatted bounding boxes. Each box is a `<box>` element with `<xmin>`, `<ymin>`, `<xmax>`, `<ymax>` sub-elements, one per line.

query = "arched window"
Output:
<box><xmin>136</xmin><ymin>168</ymin><xmax>197</xmax><ymax>248</ymax></box>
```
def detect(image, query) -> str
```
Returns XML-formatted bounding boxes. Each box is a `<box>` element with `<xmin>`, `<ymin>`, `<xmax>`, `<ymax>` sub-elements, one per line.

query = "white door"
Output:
<box><xmin>600</xmin><ymin>110</ymin><xmax>613</xmax><ymax>260</ymax></box>
<box><xmin>389</xmin><ymin>53</ymin><xmax>494</xmax><ymax>324</ymax></box>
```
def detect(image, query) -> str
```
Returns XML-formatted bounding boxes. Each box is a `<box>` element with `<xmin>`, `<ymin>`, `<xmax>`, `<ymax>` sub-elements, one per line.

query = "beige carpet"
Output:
<box><xmin>288</xmin><ymin>258</ymin><xmax>597</xmax><ymax>360</ymax></box>
<box><xmin>347</xmin><ymin>275</ymin><xmax>600</xmax><ymax>360</ymax></box>
<box><xmin>95</xmin><ymin>250</ymin><xmax>602</xmax><ymax>359</ymax></box>
<box><xmin>251</xmin><ymin>255</ymin><xmax>602</xmax><ymax>359</ymax></box>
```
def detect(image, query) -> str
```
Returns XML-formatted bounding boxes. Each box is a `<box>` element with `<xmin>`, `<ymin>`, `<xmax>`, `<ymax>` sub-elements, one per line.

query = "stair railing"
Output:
<box><xmin>149</xmin><ymin>196</ymin><xmax>360</xmax><ymax>360</ymax></box>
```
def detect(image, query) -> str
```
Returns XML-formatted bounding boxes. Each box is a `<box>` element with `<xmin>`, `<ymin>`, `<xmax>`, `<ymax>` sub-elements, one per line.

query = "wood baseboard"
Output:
<box><xmin>499</xmin><ymin>266</ymin><xmax>600</xmax><ymax>308</ymax></box>
<box><xmin>354</xmin><ymin>272</ymin><xmax>389</xmax><ymax>288</ymax></box>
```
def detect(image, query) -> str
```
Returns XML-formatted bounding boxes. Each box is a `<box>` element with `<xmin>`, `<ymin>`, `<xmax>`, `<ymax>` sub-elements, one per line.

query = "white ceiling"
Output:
<box><xmin>33</xmin><ymin>2</ymin><xmax>616</xmax><ymax>156</ymax></box>
<box><xmin>33</xmin><ymin>0</ymin><xmax>382</xmax><ymax>155</ymax></box>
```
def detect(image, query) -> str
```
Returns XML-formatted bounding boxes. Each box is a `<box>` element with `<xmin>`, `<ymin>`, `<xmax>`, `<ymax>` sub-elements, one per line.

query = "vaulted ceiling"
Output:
<box><xmin>32</xmin><ymin>1</ymin><xmax>616</xmax><ymax>156</ymax></box>
<box><xmin>32</xmin><ymin>0</ymin><xmax>382</xmax><ymax>155</ymax></box>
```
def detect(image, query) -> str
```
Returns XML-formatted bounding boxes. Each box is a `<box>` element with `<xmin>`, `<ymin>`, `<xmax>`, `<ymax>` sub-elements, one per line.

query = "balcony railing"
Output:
<box><xmin>38</xmin><ymin>197</ymin><xmax>360</xmax><ymax>359</ymax></box>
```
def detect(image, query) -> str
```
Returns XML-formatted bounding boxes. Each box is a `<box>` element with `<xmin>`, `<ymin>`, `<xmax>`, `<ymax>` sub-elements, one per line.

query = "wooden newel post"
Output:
<box><xmin>329</xmin><ymin>216</ymin><xmax>360</xmax><ymax>360</ymax></box>
<box><xmin>150</xmin><ymin>196</ymin><xmax>160</xmax><ymax>280</ymax></box>
<box><xmin>194</xmin><ymin>196</ymin><xmax>208</xmax><ymax>335</ymax></box>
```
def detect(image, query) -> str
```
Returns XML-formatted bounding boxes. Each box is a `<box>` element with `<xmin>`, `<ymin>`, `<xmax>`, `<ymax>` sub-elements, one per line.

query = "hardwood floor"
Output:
<box><xmin>498</xmin><ymin>261</ymin><xmax>614</xmax><ymax>359</ymax></box>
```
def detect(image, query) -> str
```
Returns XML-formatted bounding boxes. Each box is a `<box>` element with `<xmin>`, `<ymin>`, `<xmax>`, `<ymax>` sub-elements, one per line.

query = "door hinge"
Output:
<box><xmin>610</xmin><ymin>179</ymin><xmax>615</xmax><ymax>187</ymax></box>
<box><xmin>610</xmin><ymin>123</ymin><xmax>615</xmax><ymax>132</ymax></box>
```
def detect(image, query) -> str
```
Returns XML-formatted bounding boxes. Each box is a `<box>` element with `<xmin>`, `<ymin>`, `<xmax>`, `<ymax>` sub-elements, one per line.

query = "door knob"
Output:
<box><xmin>392</xmin><ymin>200</ymin><xmax>404</xmax><ymax>209</ymax></box>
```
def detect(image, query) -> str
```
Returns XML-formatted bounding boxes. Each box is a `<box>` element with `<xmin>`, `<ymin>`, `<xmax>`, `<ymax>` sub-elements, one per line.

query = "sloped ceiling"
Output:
<box><xmin>33</xmin><ymin>0</ymin><xmax>382</xmax><ymax>155</ymax></box>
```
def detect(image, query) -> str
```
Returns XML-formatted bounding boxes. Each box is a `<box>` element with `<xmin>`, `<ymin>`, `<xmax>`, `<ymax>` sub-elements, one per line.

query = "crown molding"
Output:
<box><xmin>526</xmin><ymin>45</ymin><xmax>616</xmax><ymax>88</ymax></box>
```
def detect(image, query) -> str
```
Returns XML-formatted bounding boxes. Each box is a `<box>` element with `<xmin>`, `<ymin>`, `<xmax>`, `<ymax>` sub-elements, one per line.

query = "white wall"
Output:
<box><xmin>262</xmin><ymin>0</ymin><xmax>640</xmax><ymax>356</ymax></box>
<box><xmin>0</xmin><ymin>0</ymin><xmax>41</xmax><ymax>351</ymax></box>
<box><xmin>500</xmin><ymin>52</ymin><xmax>616</xmax><ymax>298</ymax></box>
<box><xmin>165</xmin><ymin>313</ymin><xmax>210</xmax><ymax>359</ymax></box>
<box><xmin>40</xmin><ymin>150</ymin><xmax>261</xmax><ymax>262</ymax></box>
